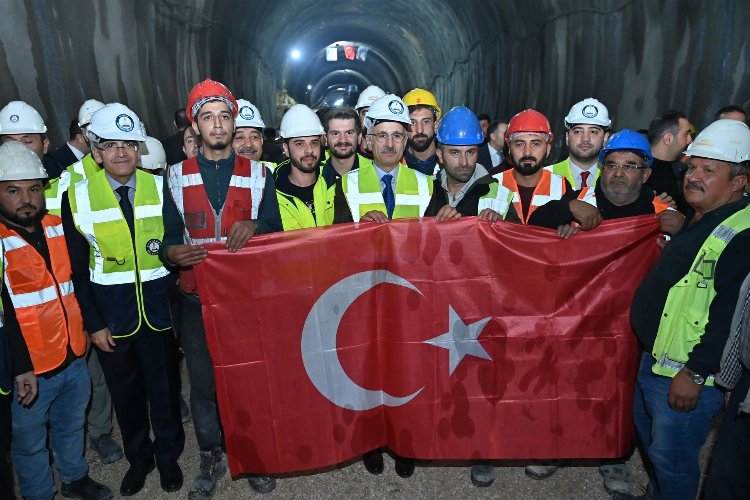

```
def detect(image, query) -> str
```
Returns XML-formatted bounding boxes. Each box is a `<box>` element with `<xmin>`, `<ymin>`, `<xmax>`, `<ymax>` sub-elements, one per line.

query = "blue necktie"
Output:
<box><xmin>382</xmin><ymin>173</ymin><xmax>395</xmax><ymax>219</ymax></box>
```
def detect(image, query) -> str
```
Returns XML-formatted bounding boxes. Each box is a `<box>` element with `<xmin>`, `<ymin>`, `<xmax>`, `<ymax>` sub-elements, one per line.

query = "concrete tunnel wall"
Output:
<box><xmin>1</xmin><ymin>0</ymin><xmax>748</xmax><ymax>153</ymax></box>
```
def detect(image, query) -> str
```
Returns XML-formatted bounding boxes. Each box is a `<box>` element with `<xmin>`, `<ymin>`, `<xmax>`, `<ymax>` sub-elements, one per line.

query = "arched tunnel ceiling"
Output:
<box><xmin>0</xmin><ymin>0</ymin><xmax>748</xmax><ymax>151</ymax></box>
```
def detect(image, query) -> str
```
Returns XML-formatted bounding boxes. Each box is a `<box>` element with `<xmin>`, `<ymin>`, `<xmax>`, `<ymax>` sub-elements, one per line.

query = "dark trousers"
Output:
<box><xmin>179</xmin><ymin>295</ymin><xmax>222</xmax><ymax>451</ymax></box>
<box><xmin>0</xmin><ymin>393</ymin><xmax>14</xmax><ymax>498</ymax></box>
<box><xmin>703</xmin><ymin>368</ymin><xmax>750</xmax><ymax>499</ymax></box>
<box><xmin>96</xmin><ymin>328</ymin><xmax>184</xmax><ymax>467</ymax></box>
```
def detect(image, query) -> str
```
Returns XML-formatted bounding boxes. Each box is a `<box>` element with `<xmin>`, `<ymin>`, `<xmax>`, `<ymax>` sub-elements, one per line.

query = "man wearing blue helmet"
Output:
<box><xmin>423</xmin><ymin>106</ymin><xmax>520</xmax><ymax>224</ymax></box>
<box><xmin>529</xmin><ymin>130</ymin><xmax>685</xmax><ymax>239</ymax></box>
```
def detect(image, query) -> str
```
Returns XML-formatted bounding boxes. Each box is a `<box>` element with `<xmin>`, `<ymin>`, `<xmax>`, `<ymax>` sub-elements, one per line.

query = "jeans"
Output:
<box><xmin>179</xmin><ymin>295</ymin><xmax>222</xmax><ymax>451</ymax></box>
<box><xmin>702</xmin><ymin>368</ymin><xmax>750</xmax><ymax>499</ymax></box>
<box><xmin>632</xmin><ymin>353</ymin><xmax>723</xmax><ymax>500</ymax></box>
<box><xmin>11</xmin><ymin>357</ymin><xmax>91</xmax><ymax>500</ymax></box>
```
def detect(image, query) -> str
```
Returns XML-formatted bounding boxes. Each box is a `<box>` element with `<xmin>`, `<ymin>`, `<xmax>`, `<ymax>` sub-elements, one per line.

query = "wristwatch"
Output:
<box><xmin>682</xmin><ymin>367</ymin><xmax>706</xmax><ymax>385</ymax></box>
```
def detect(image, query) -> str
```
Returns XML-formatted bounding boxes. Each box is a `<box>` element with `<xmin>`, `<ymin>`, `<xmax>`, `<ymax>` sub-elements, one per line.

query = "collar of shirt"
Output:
<box><xmin>439</xmin><ymin>164</ymin><xmax>489</xmax><ymax>207</ymax></box>
<box><xmin>487</xmin><ymin>144</ymin><xmax>501</xmax><ymax>166</ymax></box>
<box><xmin>568</xmin><ymin>158</ymin><xmax>599</xmax><ymax>187</ymax></box>
<box><xmin>67</xmin><ymin>142</ymin><xmax>84</xmax><ymax>161</ymax></box>
<box><xmin>105</xmin><ymin>172</ymin><xmax>137</xmax><ymax>203</ymax></box>
<box><xmin>373</xmin><ymin>163</ymin><xmax>398</xmax><ymax>191</ymax></box>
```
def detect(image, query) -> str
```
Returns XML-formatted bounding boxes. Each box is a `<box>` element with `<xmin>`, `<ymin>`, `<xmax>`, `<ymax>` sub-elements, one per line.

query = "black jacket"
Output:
<box><xmin>424</xmin><ymin>174</ymin><xmax>521</xmax><ymax>222</ymax></box>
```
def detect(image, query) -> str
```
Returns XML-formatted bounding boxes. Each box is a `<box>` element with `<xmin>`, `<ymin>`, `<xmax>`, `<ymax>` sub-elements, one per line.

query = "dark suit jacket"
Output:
<box><xmin>48</xmin><ymin>144</ymin><xmax>79</xmax><ymax>172</ymax></box>
<box><xmin>477</xmin><ymin>143</ymin><xmax>493</xmax><ymax>171</ymax></box>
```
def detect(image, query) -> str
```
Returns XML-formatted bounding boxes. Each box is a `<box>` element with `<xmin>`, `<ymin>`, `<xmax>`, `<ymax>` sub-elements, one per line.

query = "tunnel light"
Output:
<box><xmin>290</xmin><ymin>49</ymin><xmax>301</xmax><ymax>60</ymax></box>
<box><xmin>307</xmin><ymin>84</ymin><xmax>312</xmax><ymax>90</ymax></box>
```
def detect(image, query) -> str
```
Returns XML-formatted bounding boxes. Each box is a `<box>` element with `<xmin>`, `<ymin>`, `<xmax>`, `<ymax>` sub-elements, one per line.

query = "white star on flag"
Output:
<box><xmin>424</xmin><ymin>306</ymin><xmax>492</xmax><ymax>375</ymax></box>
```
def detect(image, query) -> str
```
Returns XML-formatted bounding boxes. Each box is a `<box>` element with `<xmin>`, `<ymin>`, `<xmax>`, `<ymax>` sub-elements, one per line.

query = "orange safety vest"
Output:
<box><xmin>577</xmin><ymin>187</ymin><xmax>671</xmax><ymax>214</ymax></box>
<box><xmin>0</xmin><ymin>214</ymin><xmax>86</xmax><ymax>374</ymax></box>
<box><xmin>167</xmin><ymin>155</ymin><xmax>266</xmax><ymax>294</ymax></box>
<box><xmin>499</xmin><ymin>169</ymin><xmax>567</xmax><ymax>224</ymax></box>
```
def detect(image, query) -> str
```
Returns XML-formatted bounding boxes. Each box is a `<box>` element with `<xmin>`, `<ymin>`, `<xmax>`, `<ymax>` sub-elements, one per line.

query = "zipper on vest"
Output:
<box><xmin>215</xmin><ymin>161</ymin><xmax>223</xmax><ymax>238</ymax></box>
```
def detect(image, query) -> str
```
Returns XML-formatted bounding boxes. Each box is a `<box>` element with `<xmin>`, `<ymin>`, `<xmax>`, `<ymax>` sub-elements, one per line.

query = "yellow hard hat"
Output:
<box><xmin>402</xmin><ymin>88</ymin><xmax>441</xmax><ymax>119</ymax></box>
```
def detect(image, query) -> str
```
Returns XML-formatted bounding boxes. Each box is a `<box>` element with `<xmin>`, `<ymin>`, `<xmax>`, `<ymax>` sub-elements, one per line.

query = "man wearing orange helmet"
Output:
<box><xmin>402</xmin><ymin>88</ymin><xmax>441</xmax><ymax>176</ymax></box>
<box><xmin>161</xmin><ymin>79</ymin><xmax>282</xmax><ymax>498</ymax></box>
<box><xmin>494</xmin><ymin>109</ymin><xmax>599</xmax><ymax>228</ymax></box>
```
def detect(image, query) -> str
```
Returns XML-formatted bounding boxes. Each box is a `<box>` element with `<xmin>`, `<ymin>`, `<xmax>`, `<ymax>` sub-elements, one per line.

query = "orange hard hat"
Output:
<box><xmin>186</xmin><ymin>79</ymin><xmax>238</xmax><ymax>123</ymax></box>
<box><xmin>504</xmin><ymin>109</ymin><xmax>553</xmax><ymax>144</ymax></box>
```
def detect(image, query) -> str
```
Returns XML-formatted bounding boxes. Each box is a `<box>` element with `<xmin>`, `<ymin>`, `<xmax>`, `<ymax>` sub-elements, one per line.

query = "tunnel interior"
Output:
<box><xmin>0</xmin><ymin>0</ymin><xmax>748</xmax><ymax>150</ymax></box>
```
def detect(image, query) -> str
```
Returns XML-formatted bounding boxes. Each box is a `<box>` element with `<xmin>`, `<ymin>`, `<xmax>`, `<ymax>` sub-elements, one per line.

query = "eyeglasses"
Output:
<box><xmin>96</xmin><ymin>141</ymin><xmax>139</xmax><ymax>153</ymax></box>
<box><xmin>602</xmin><ymin>161</ymin><xmax>646</xmax><ymax>171</ymax></box>
<box><xmin>369</xmin><ymin>132</ymin><xmax>407</xmax><ymax>144</ymax></box>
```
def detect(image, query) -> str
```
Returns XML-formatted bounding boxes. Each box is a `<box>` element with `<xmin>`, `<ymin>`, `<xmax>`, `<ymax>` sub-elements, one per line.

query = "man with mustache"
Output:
<box><xmin>546</xmin><ymin>98</ymin><xmax>611</xmax><ymax>190</ymax></box>
<box><xmin>232</xmin><ymin>99</ymin><xmax>276</xmax><ymax>172</ymax></box>
<box><xmin>494</xmin><ymin>109</ymin><xmax>599</xmax><ymax>227</ymax></box>
<box><xmin>626</xmin><ymin>119</ymin><xmax>750</xmax><ymax>500</ymax></box>
<box><xmin>274</xmin><ymin>104</ymin><xmax>334</xmax><ymax>229</ymax></box>
<box><xmin>402</xmin><ymin>88</ymin><xmax>441</xmax><ymax>176</ymax></box>
<box><xmin>162</xmin><ymin>79</ymin><xmax>282</xmax><ymax>498</ymax></box>
<box><xmin>321</xmin><ymin>107</ymin><xmax>371</xmax><ymax>185</ymax></box>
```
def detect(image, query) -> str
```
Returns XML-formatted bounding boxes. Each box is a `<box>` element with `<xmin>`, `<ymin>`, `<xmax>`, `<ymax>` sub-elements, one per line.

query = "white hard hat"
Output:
<box><xmin>78</xmin><ymin>99</ymin><xmax>105</xmax><ymax>127</ymax></box>
<box><xmin>564</xmin><ymin>98</ymin><xmax>611</xmax><ymax>129</ymax></box>
<box><xmin>0</xmin><ymin>141</ymin><xmax>48</xmax><ymax>181</ymax></box>
<box><xmin>684</xmin><ymin>119</ymin><xmax>750</xmax><ymax>164</ymax></box>
<box><xmin>138</xmin><ymin>137</ymin><xmax>167</xmax><ymax>171</ymax></box>
<box><xmin>279</xmin><ymin>104</ymin><xmax>324</xmax><ymax>139</ymax></box>
<box><xmin>364</xmin><ymin>94</ymin><xmax>411</xmax><ymax>130</ymax></box>
<box><xmin>355</xmin><ymin>85</ymin><xmax>386</xmax><ymax>110</ymax></box>
<box><xmin>87</xmin><ymin>103</ymin><xmax>147</xmax><ymax>143</ymax></box>
<box><xmin>0</xmin><ymin>101</ymin><xmax>47</xmax><ymax>135</ymax></box>
<box><xmin>235</xmin><ymin>99</ymin><xmax>266</xmax><ymax>129</ymax></box>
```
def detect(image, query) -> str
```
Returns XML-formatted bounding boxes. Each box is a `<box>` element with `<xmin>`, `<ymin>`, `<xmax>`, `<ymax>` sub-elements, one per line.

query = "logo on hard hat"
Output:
<box><xmin>388</xmin><ymin>100</ymin><xmax>404</xmax><ymax>115</ymax></box>
<box><xmin>582</xmin><ymin>105</ymin><xmax>599</xmax><ymax>118</ymax></box>
<box><xmin>239</xmin><ymin>106</ymin><xmax>255</xmax><ymax>120</ymax></box>
<box><xmin>145</xmin><ymin>238</ymin><xmax>161</xmax><ymax>255</ymax></box>
<box><xmin>115</xmin><ymin>114</ymin><xmax>135</xmax><ymax>132</ymax></box>
<box><xmin>9</xmin><ymin>115</ymin><xmax>19</xmax><ymax>123</ymax></box>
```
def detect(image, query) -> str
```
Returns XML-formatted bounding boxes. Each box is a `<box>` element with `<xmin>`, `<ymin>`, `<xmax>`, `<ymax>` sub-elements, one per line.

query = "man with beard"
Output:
<box><xmin>232</xmin><ymin>99</ymin><xmax>276</xmax><ymax>172</ymax></box>
<box><xmin>423</xmin><ymin>106</ymin><xmax>519</xmax><ymax>225</ymax></box>
<box><xmin>0</xmin><ymin>141</ymin><xmax>112</xmax><ymax>500</ymax></box>
<box><xmin>333</xmin><ymin>94</ymin><xmax>433</xmax><ymax>226</ymax></box>
<box><xmin>162</xmin><ymin>79</ymin><xmax>281</xmax><ymax>498</ymax></box>
<box><xmin>0</xmin><ymin>100</ymin><xmax>64</xmax><ymax>179</ymax></box>
<box><xmin>626</xmin><ymin>119</ymin><xmax>750</xmax><ymax>500</ymax></box>
<box><xmin>402</xmin><ymin>88</ymin><xmax>441</xmax><ymax>175</ymax></box>
<box><xmin>546</xmin><ymin>98</ymin><xmax>611</xmax><ymax>189</ymax></box>
<box><xmin>494</xmin><ymin>109</ymin><xmax>599</xmax><ymax>227</ymax></box>
<box><xmin>322</xmin><ymin>107</ymin><xmax>371</xmax><ymax>185</ymax></box>
<box><xmin>273</xmin><ymin>104</ymin><xmax>333</xmax><ymax>229</ymax></box>
<box><xmin>646</xmin><ymin>110</ymin><xmax>694</xmax><ymax>214</ymax></box>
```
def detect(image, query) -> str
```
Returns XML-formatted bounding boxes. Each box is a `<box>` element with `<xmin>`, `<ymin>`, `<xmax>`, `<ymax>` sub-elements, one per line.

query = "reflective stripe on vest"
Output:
<box><xmin>343</xmin><ymin>165</ymin><xmax>432</xmax><ymax>222</ymax></box>
<box><xmin>44</xmin><ymin>154</ymin><xmax>100</xmax><ymax>215</ymax></box>
<box><xmin>498</xmin><ymin>169</ymin><xmax>567</xmax><ymax>224</ymax></box>
<box><xmin>0</xmin><ymin>215</ymin><xmax>86</xmax><ymax>374</ymax></box>
<box><xmin>167</xmin><ymin>156</ymin><xmax>265</xmax><ymax>244</ymax></box>
<box><xmin>477</xmin><ymin>182</ymin><xmax>514</xmax><ymax>217</ymax></box>
<box><xmin>651</xmin><ymin>205</ymin><xmax>750</xmax><ymax>384</ymax></box>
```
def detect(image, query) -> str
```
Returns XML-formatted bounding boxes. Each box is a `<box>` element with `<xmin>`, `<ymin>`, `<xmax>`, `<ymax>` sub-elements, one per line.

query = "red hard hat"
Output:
<box><xmin>504</xmin><ymin>109</ymin><xmax>553</xmax><ymax>144</ymax></box>
<box><xmin>186</xmin><ymin>79</ymin><xmax>238</xmax><ymax>123</ymax></box>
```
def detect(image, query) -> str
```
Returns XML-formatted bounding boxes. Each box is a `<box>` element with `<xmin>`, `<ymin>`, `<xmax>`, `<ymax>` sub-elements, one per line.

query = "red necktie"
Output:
<box><xmin>580</xmin><ymin>171</ymin><xmax>590</xmax><ymax>188</ymax></box>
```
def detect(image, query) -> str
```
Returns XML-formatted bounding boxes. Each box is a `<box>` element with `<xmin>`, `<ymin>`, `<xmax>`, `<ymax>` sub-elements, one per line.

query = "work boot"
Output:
<box><xmin>60</xmin><ymin>474</ymin><xmax>113</xmax><ymax>500</ymax></box>
<box><xmin>189</xmin><ymin>448</ymin><xmax>227</xmax><ymax>500</ymax></box>
<box><xmin>524</xmin><ymin>464</ymin><xmax>559</xmax><ymax>479</ymax></box>
<box><xmin>247</xmin><ymin>475</ymin><xmax>276</xmax><ymax>494</ymax></box>
<box><xmin>470</xmin><ymin>464</ymin><xmax>495</xmax><ymax>487</ymax></box>
<box><xmin>89</xmin><ymin>434</ymin><xmax>124</xmax><ymax>464</ymax></box>
<box><xmin>600</xmin><ymin>463</ymin><xmax>632</xmax><ymax>495</ymax></box>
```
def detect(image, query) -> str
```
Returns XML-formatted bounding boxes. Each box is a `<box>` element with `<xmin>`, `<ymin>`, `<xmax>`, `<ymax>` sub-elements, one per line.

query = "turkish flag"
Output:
<box><xmin>194</xmin><ymin>216</ymin><xmax>660</xmax><ymax>475</ymax></box>
<box><xmin>344</xmin><ymin>45</ymin><xmax>356</xmax><ymax>60</ymax></box>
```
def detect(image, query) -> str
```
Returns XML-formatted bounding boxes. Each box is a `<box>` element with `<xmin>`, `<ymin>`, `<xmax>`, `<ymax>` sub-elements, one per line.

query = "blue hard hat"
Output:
<box><xmin>436</xmin><ymin>106</ymin><xmax>484</xmax><ymax>146</ymax></box>
<box><xmin>599</xmin><ymin>129</ymin><xmax>654</xmax><ymax>167</ymax></box>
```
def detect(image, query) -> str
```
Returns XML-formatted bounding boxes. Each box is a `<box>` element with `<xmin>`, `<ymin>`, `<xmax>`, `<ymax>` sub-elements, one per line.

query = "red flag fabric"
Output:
<box><xmin>194</xmin><ymin>216</ymin><xmax>660</xmax><ymax>475</ymax></box>
<box><xmin>344</xmin><ymin>45</ymin><xmax>356</xmax><ymax>60</ymax></box>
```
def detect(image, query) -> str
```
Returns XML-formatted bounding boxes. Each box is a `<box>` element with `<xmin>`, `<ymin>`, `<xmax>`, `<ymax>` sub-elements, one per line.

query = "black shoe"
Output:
<box><xmin>362</xmin><ymin>450</ymin><xmax>384</xmax><ymax>475</ymax></box>
<box><xmin>247</xmin><ymin>475</ymin><xmax>276</xmax><ymax>494</ymax></box>
<box><xmin>60</xmin><ymin>474</ymin><xmax>113</xmax><ymax>500</ymax></box>
<box><xmin>120</xmin><ymin>460</ymin><xmax>155</xmax><ymax>496</ymax></box>
<box><xmin>394</xmin><ymin>457</ymin><xmax>415</xmax><ymax>478</ymax></box>
<box><xmin>158</xmin><ymin>461</ymin><xmax>183</xmax><ymax>492</ymax></box>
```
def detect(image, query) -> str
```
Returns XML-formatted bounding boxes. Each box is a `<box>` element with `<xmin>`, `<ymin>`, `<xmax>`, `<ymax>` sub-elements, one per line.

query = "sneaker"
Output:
<box><xmin>525</xmin><ymin>464</ymin><xmax>560</xmax><ymax>479</ymax></box>
<box><xmin>189</xmin><ymin>449</ymin><xmax>227</xmax><ymax>500</ymax></box>
<box><xmin>247</xmin><ymin>476</ymin><xmax>276</xmax><ymax>494</ymax></box>
<box><xmin>60</xmin><ymin>474</ymin><xmax>113</xmax><ymax>500</ymax></box>
<box><xmin>89</xmin><ymin>435</ymin><xmax>124</xmax><ymax>465</ymax></box>
<box><xmin>470</xmin><ymin>464</ymin><xmax>495</xmax><ymax>487</ymax></box>
<box><xmin>600</xmin><ymin>463</ymin><xmax>631</xmax><ymax>495</ymax></box>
